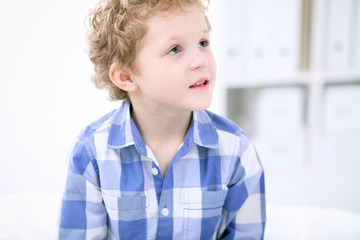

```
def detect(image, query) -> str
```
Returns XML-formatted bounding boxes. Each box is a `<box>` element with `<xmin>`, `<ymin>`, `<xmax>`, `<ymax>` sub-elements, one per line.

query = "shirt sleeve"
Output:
<box><xmin>218</xmin><ymin>141</ymin><xmax>266</xmax><ymax>240</ymax></box>
<box><xmin>57</xmin><ymin>140</ymin><xmax>108</xmax><ymax>239</ymax></box>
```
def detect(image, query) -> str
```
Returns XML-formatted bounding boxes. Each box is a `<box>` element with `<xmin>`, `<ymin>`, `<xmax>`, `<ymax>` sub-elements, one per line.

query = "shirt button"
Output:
<box><xmin>161</xmin><ymin>208</ymin><xmax>169</xmax><ymax>216</ymax></box>
<box><xmin>151</xmin><ymin>167</ymin><xmax>159</xmax><ymax>176</ymax></box>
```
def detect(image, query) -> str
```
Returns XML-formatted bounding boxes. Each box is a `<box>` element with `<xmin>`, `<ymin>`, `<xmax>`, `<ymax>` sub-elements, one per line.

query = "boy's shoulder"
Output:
<box><xmin>203</xmin><ymin>109</ymin><xmax>246</xmax><ymax>138</ymax></box>
<box><xmin>201</xmin><ymin>110</ymin><xmax>253</xmax><ymax>157</ymax></box>
<box><xmin>77</xmin><ymin>108</ymin><xmax>118</xmax><ymax>142</ymax></box>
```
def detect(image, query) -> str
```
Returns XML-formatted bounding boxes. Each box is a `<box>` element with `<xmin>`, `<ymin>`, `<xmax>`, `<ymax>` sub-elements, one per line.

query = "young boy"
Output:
<box><xmin>58</xmin><ymin>0</ymin><xmax>266</xmax><ymax>239</ymax></box>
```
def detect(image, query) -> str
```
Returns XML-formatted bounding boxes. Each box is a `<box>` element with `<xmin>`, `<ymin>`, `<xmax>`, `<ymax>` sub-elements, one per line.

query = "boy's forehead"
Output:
<box><xmin>144</xmin><ymin>6</ymin><xmax>208</xmax><ymax>36</ymax></box>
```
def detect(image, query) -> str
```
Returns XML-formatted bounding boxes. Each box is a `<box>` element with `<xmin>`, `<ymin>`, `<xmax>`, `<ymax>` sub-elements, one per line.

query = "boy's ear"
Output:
<box><xmin>109</xmin><ymin>63</ymin><xmax>138</xmax><ymax>92</ymax></box>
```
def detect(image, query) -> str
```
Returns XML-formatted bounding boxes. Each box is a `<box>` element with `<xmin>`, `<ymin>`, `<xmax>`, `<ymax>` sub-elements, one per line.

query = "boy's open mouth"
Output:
<box><xmin>189</xmin><ymin>80</ymin><xmax>209</xmax><ymax>88</ymax></box>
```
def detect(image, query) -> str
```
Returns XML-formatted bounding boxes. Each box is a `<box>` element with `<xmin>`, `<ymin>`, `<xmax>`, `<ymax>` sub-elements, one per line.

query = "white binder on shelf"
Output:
<box><xmin>255</xmin><ymin>87</ymin><xmax>305</xmax><ymax>134</ymax></box>
<box><xmin>244</xmin><ymin>0</ymin><xmax>272</xmax><ymax>74</ymax></box>
<box><xmin>252</xmin><ymin>86</ymin><xmax>306</xmax><ymax>169</ymax></box>
<box><xmin>322</xmin><ymin>84</ymin><xmax>360</xmax><ymax>133</ymax></box>
<box><xmin>269</xmin><ymin>0</ymin><xmax>301</xmax><ymax>73</ymax></box>
<box><xmin>320</xmin><ymin>84</ymin><xmax>360</xmax><ymax>167</ymax></box>
<box><xmin>217</xmin><ymin>0</ymin><xmax>302</xmax><ymax>75</ymax></box>
<box><xmin>354</xmin><ymin>0</ymin><xmax>360</xmax><ymax>69</ymax></box>
<box><xmin>320</xmin><ymin>133</ymin><xmax>360</xmax><ymax>167</ymax></box>
<box><xmin>244</xmin><ymin>0</ymin><xmax>301</xmax><ymax>74</ymax></box>
<box><xmin>325</xmin><ymin>0</ymin><xmax>353</xmax><ymax>70</ymax></box>
<box><xmin>217</xmin><ymin>0</ymin><xmax>247</xmax><ymax>78</ymax></box>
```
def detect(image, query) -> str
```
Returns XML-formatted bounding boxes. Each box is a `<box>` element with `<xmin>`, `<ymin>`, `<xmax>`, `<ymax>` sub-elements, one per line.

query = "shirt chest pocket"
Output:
<box><xmin>102</xmin><ymin>194</ymin><xmax>148</xmax><ymax>239</ymax></box>
<box><xmin>182</xmin><ymin>189</ymin><xmax>228</xmax><ymax>240</ymax></box>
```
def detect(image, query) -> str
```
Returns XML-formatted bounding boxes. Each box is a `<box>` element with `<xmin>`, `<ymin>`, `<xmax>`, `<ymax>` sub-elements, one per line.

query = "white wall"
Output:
<box><xmin>0</xmin><ymin>0</ymin><xmax>120</xmax><ymax>194</ymax></box>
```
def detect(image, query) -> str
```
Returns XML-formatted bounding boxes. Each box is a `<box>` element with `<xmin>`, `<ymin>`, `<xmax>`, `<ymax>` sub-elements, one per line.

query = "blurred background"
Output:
<box><xmin>0</xmin><ymin>0</ymin><xmax>360</xmax><ymax>239</ymax></box>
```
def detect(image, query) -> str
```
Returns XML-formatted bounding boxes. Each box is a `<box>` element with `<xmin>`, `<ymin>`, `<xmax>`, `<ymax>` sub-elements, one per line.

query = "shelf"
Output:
<box><xmin>321</xmin><ymin>70</ymin><xmax>360</xmax><ymax>83</ymax></box>
<box><xmin>223</xmin><ymin>72</ymin><xmax>312</xmax><ymax>88</ymax></box>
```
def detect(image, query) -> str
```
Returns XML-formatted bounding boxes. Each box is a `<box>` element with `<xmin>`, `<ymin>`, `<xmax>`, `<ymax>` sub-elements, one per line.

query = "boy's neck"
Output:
<box><xmin>130</xmin><ymin>102</ymin><xmax>192</xmax><ymax>145</ymax></box>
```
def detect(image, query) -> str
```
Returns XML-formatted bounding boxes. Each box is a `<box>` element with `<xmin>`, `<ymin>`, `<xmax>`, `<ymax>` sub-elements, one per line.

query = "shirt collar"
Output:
<box><xmin>107</xmin><ymin>99</ymin><xmax>219</xmax><ymax>153</ymax></box>
<box><xmin>107</xmin><ymin>99</ymin><xmax>146</xmax><ymax>155</ymax></box>
<box><xmin>192</xmin><ymin>110</ymin><xmax>219</xmax><ymax>149</ymax></box>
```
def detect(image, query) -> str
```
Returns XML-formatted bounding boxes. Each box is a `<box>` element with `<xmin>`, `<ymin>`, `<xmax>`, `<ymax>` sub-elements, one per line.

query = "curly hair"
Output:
<box><xmin>86</xmin><ymin>0</ymin><xmax>211</xmax><ymax>100</ymax></box>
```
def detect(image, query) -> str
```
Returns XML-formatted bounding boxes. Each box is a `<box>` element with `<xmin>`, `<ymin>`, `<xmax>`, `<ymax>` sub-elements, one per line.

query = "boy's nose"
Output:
<box><xmin>190</xmin><ymin>52</ymin><xmax>208</xmax><ymax>70</ymax></box>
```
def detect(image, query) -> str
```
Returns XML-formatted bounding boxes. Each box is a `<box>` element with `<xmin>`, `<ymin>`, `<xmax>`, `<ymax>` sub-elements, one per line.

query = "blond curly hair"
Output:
<box><xmin>86</xmin><ymin>0</ymin><xmax>211</xmax><ymax>100</ymax></box>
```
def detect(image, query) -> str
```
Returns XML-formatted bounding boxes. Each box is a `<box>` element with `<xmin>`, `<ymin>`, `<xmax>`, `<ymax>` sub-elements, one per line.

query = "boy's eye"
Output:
<box><xmin>168</xmin><ymin>46</ymin><xmax>180</xmax><ymax>55</ymax></box>
<box><xmin>198</xmin><ymin>40</ymin><xmax>209</xmax><ymax>48</ymax></box>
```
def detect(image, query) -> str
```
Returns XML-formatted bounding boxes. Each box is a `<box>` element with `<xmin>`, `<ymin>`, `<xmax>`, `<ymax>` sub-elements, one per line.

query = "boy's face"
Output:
<box><xmin>130</xmin><ymin>5</ymin><xmax>216</xmax><ymax>112</ymax></box>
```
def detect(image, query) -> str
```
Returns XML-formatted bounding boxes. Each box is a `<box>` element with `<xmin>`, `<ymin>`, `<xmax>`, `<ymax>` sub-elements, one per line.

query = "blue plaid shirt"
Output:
<box><xmin>58</xmin><ymin>99</ymin><xmax>266</xmax><ymax>239</ymax></box>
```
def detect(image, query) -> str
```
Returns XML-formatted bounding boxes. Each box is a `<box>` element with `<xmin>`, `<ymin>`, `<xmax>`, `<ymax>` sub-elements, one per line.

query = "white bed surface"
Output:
<box><xmin>0</xmin><ymin>192</ymin><xmax>359</xmax><ymax>239</ymax></box>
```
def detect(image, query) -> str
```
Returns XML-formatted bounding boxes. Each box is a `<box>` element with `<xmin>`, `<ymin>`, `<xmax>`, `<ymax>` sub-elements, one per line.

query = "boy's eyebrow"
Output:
<box><xmin>155</xmin><ymin>28</ymin><xmax>210</xmax><ymax>47</ymax></box>
<box><xmin>166</xmin><ymin>29</ymin><xmax>209</xmax><ymax>41</ymax></box>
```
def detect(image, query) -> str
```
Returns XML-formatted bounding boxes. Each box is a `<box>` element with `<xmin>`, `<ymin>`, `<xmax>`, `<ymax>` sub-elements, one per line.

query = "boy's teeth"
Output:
<box><xmin>193</xmin><ymin>81</ymin><xmax>205</xmax><ymax>86</ymax></box>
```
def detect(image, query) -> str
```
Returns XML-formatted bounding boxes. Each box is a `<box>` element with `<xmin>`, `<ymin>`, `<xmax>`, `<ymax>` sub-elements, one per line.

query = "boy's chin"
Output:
<box><xmin>190</xmin><ymin>99</ymin><xmax>213</xmax><ymax>111</ymax></box>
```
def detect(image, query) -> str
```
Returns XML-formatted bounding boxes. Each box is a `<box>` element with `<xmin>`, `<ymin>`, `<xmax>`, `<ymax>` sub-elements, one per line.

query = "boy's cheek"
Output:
<box><xmin>211</xmin><ymin>59</ymin><xmax>217</xmax><ymax>77</ymax></box>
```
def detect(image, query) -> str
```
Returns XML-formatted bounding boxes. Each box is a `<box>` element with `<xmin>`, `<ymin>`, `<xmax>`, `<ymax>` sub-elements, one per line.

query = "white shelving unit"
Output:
<box><xmin>210</xmin><ymin>0</ymin><xmax>360</xmax><ymax>213</ymax></box>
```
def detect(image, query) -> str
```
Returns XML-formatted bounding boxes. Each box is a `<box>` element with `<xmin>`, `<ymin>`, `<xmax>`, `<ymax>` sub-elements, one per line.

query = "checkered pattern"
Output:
<box><xmin>58</xmin><ymin>99</ymin><xmax>266</xmax><ymax>239</ymax></box>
